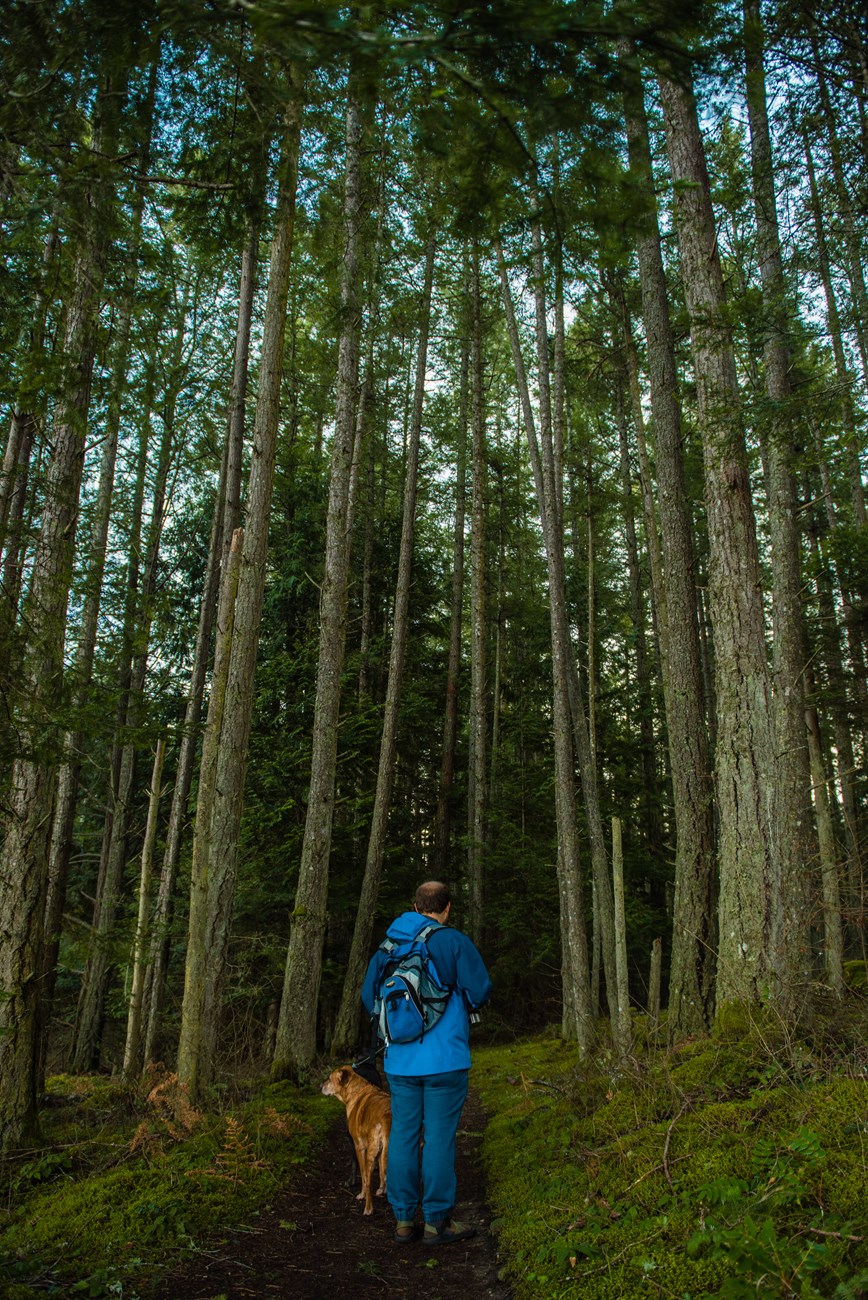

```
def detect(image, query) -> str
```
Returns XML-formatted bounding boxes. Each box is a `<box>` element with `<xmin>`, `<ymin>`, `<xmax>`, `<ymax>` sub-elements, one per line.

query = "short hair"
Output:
<box><xmin>415</xmin><ymin>880</ymin><xmax>451</xmax><ymax>914</ymax></box>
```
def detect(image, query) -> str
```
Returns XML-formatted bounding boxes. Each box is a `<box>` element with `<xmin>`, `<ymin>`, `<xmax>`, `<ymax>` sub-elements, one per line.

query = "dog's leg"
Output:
<box><xmin>354</xmin><ymin>1138</ymin><xmax>375</xmax><ymax>1213</ymax></box>
<box><xmin>376</xmin><ymin>1129</ymin><xmax>388</xmax><ymax>1197</ymax></box>
<box><xmin>374</xmin><ymin>1128</ymin><xmax>387</xmax><ymax>1196</ymax></box>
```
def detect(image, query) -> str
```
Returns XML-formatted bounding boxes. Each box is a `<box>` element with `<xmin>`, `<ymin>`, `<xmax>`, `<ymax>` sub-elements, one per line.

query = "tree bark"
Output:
<box><xmin>0</xmin><ymin>67</ymin><xmax>122</xmax><ymax>1147</ymax></box>
<box><xmin>660</xmin><ymin>69</ymin><xmax>783</xmax><ymax>1017</ymax></box>
<box><xmin>123</xmin><ymin>736</ymin><xmax>166</xmax><ymax>1077</ymax></box>
<box><xmin>70</xmin><ymin>289</ymin><xmax>182</xmax><ymax>1074</ymax></box>
<box><xmin>177</xmin><ymin>73</ymin><xmax>302</xmax><ymax>1098</ymax></box>
<box><xmin>466</xmin><ymin>246</ymin><xmax>487</xmax><ymax>946</ymax></box>
<box><xmin>611</xmin><ymin>817</ymin><xmax>632</xmax><ymax>1056</ymax></box>
<box><xmin>497</xmin><ymin>238</ymin><xmax>594</xmax><ymax>1052</ymax></box>
<box><xmin>272</xmin><ymin>85</ymin><xmax>363</xmax><ymax>1083</ymax></box>
<box><xmin>331</xmin><ymin>233</ymin><xmax>435</xmax><ymax>1057</ymax></box>
<box><xmin>744</xmin><ymin>0</ymin><xmax>814</xmax><ymax>1005</ymax></box>
<box><xmin>613</xmin><ymin>371</ymin><xmax>660</xmax><ymax>860</ymax></box>
<box><xmin>40</xmin><ymin>61</ymin><xmax>158</xmax><ymax>1071</ymax></box>
<box><xmin>176</xmin><ymin>528</ymin><xmax>243</xmax><ymax>1095</ymax></box>
<box><xmin>620</xmin><ymin>49</ymin><xmax>715</xmax><ymax>1036</ymax></box>
<box><xmin>804</xmin><ymin>673</ymin><xmax>845</xmax><ymax>995</ymax></box>
<box><xmin>142</xmin><ymin>220</ymin><xmax>258</xmax><ymax>1068</ymax></box>
<box><xmin>432</xmin><ymin>332</ymin><xmax>468</xmax><ymax>874</ymax></box>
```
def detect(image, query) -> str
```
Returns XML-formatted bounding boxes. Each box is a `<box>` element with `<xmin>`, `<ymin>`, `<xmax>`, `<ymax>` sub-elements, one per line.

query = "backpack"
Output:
<box><xmin>374</xmin><ymin>922</ymin><xmax>452</xmax><ymax>1045</ymax></box>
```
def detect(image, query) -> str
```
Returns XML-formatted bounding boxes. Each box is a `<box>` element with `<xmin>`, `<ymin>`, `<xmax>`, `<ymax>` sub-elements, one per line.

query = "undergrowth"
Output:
<box><xmin>0</xmin><ymin>1066</ymin><xmax>333</xmax><ymax>1298</ymax></box>
<box><xmin>474</xmin><ymin>1005</ymin><xmax>868</xmax><ymax>1299</ymax></box>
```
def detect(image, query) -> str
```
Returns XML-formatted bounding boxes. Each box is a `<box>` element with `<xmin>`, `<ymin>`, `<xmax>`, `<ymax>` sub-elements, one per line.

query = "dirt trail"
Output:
<box><xmin>153</xmin><ymin>1091</ymin><xmax>511</xmax><ymax>1299</ymax></box>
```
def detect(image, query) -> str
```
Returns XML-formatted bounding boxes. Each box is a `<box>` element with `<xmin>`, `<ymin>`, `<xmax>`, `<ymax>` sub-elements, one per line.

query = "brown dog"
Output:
<box><xmin>321</xmin><ymin>1066</ymin><xmax>391</xmax><ymax>1214</ymax></box>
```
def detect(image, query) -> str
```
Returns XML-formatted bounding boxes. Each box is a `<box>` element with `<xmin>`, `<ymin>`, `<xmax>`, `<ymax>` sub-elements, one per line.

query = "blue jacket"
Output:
<box><xmin>361</xmin><ymin>911</ymin><xmax>492</xmax><ymax>1076</ymax></box>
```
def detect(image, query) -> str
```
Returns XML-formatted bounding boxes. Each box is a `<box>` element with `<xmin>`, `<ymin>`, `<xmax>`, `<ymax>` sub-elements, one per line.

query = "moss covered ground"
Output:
<box><xmin>473</xmin><ymin>1017</ymin><xmax>868</xmax><ymax>1299</ymax></box>
<box><xmin>0</xmin><ymin>1067</ymin><xmax>334</xmax><ymax>1298</ymax></box>
<box><xmin>4</xmin><ymin>1010</ymin><xmax>867</xmax><ymax>1300</ymax></box>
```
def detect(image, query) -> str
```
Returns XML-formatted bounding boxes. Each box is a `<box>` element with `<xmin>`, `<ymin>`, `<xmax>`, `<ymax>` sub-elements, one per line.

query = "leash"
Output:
<box><xmin>352</xmin><ymin>1044</ymin><xmax>384</xmax><ymax>1071</ymax></box>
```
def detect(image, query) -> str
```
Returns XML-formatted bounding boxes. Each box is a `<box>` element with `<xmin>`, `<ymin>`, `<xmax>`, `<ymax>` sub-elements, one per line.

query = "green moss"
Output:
<box><xmin>474</xmin><ymin>1030</ymin><xmax>868</xmax><ymax>1299</ymax></box>
<box><xmin>843</xmin><ymin>960</ymin><xmax>867</xmax><ymax>989</ymax></box>
<box><xmin>0</xmin><ymin>1074</ymin><xmax>334</xmax><ymax>1297</ymax></box>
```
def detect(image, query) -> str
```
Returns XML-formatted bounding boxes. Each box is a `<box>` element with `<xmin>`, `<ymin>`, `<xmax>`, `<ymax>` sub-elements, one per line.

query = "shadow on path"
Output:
<box><xmin>153</xmin><ymin>1090</ymin><xmax>511</xmax><ymax>1299</ymax></box>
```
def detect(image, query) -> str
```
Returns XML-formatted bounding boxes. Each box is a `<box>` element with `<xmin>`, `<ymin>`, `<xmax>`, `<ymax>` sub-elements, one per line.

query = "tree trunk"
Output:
<box><xmin>621</xmin><ymin>48</ymin><xmax>715</xmax><ymax>1036</ymax></box>
<box><xmin>177</xmin><ymin>75</ymin><xmax>302</xmax><ymax>1098</ymax></box>
<box><xmin>123</xmin><ymin>736</ymin><xmax>166</xmax><ymax>1077</ymax></box>
<box><xmin>432</xmin><ymin>330</ymin><xmax>468</xmax><ymax>875</ymax></box>
<box><xmin>804</xmin><ymin>675</ymin><xmax>845</xmax><ymax>995</ymax></box>
<box><xmin>142</xmin><ymin>220</ymin><xmax>258</xmax><ymax>1068</ymax></box>
<box><xmin>271</xmin><ymin>85</ymin><xmax>363</xmax><ymax>1084</ymax></box>
<box><xmin>660</xmin><ymin>69</ymin><xmax>782</xmax><ymax>1017</ymax></box>
<box><xmin>744</xmin><ymin>0</ymin><xmax>814</xmax><ymax>1005</ymax></box>
<box><xmin>806</xmin><ymin>517</ymin><xmax>863</xmax><ymax>933</ymax></box>
<box><xmin>70</xmin><ymin>297</ymin><xmax>182</xmax><ymax>1074</ymax></box>
<box><xmin>40</xmin><ymin>63</ymin><xmax>158</xmax><ymax>1071</ymax></box>
<box><xmin>466</xmin><ymin>246</ymin><xmax>487</xmax><ymax>946</ymax></box>
<box><xmin>611</xmin><ymin>817</ymin><xmax>632</xmax><ymax>1056</ymax></box>
<box><xmin>613</xmin><ymin>372</ymin><xmax>660</xmax><ymax>860</ymax></box>
<box><xmin>497</xmin><ymin>238</ymin><xmax>594</xmax><ymax>1052</ymax></box>
<box><xmin>331</xmin><ymin>233</ymin><xmax>435</xmax><ymax>1057</ymax></box>
<box><xmin>536</xmin><ymin>215</ymin><xmax>621</xmax><ymax>1039</ymax></box>
<box><xmin>0</xmin><ymin>67</ymin><xmax>122</xmax><ymax>1148</ymax></box>
<box><xmin>176</xmin><ymin>526</ymin><xmax>243</xmax><ymax>1095</ymax></box>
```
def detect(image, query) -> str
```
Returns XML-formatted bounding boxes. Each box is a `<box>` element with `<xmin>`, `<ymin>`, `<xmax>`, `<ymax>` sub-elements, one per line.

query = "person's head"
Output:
<box><xmin>414</xmin><ymin>880</ymin><xmax>451</xmax><ymax>919</ymax></box>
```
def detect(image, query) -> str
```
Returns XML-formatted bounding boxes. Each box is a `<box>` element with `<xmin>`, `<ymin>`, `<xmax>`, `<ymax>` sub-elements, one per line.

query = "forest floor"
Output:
<box><xmin>151</xmin><ymin>1090</ymin><xmax>511</xmax><ymax>1300</ymax></box>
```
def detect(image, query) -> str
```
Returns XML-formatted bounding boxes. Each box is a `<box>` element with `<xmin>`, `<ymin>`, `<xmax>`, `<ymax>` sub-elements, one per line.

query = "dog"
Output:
<box><xmin>321</xmin><ymin>1065</ymin><xmax>391</xmax><ymax>1214</ymax></box>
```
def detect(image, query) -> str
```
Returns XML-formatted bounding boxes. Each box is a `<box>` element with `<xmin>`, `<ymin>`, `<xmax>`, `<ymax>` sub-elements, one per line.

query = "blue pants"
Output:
<box><xmin>385</xmin><ymin>1069</ymin><xmax>469</xmax><ymax>1224</ymax></box>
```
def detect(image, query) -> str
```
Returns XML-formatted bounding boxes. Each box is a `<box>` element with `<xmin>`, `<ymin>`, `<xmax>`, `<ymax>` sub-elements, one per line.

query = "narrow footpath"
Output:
<box><xmin>153</xmin><ymin>1091</ymin><xmax>511</xmax><ymax>1299</ymax></box>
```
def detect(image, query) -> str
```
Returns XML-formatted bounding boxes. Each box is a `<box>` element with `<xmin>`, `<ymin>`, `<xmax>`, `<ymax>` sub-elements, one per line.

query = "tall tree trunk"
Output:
<box><xmin>804</xmin><ymin>672</ymin><xmax>845</xmax><ymax>995</ymax></box>
<box><xmin>620</xmin><ymin>48</ymin><xmax>715</xmax><ymax>1035</ymax></box>
<box><xmin>614</xmin><ymin>374</ymin><xmax>660</xmax><ymax>859</ymax></box>
<box><xmin>744</xmin><ymin>0</ymin><xmax>815</xmax><ymax>1003</ymax></box>
<box><xmin>177</xmin><ymin>76</ymin><xmax>302</xmax><ymax>1099</ymax></box>
<box><xmin>141</xmin><ymin>220</ymin><xmax>258</xmax><ymax>1069</ymax></box>
<box><xmin>0</xmin><ymin>225</ymin><xmax>60</xmax><ymax>666</ymax></box>
<box><xmin>176</xmin><ymin>528</ymin><xmax>243</xmax><ymax>1094</ymax></box>
<box><xmin>70</xmin><ymin>320</ymin><xmax>180</xmax><ymax>1074</ymax></box>
<box><xmin>271</xmin><ymin>87</ymin><xmax>364</xmax><ymax>1083</ymax></box>
<box><xmin>432</xmin><ymin>332</ymin><xmax>468</xmax><ymax>875</ymax></box>
<box><xmin>806</xmin><ymin>518</ymin><xmax>864</xmax><ymax>932</ymax></box>
<box><xmin>122</xmin><ymin>736</ymin><xmax>166</xmax><ymax>1077</ymax></box>
<box><xmin>660</xmin><ymin>69</ymin><xmax>783</xmax><ymax>1017</ymax></box>
<box><xmin>0</xmin><ymin>67</ymin><xmax>122</xmax><ymax>1148</ymax></box>
<box><xmin>466</xmin><ymin>246</ymin><xmax>487</xmax><ymax>946</ymax></box>
<box><xmin>611</xmin><ymin>817</ymin><xmax>632</xmax><ymax>1056</ymax></box>
<box><xmin>0</xmin><ymin>412</ymin><xmax>35</xmax><ymax>570</ymax></box>
<box><xmin>331</xmin><ymin>234</ymin><xmax>435</xmax><ymax>1057</ymax></box>
<box><xmin>534</xmin><ymin>214</ymin><xmax>621</xmax><ymax>1039</ymax></box>
<box><xmin>497</xmin><ymin>238</ymin><xmax>594</xmax><ymax>1052</ymax></box>
<box><xmin>40</xmin><ymin>61</ymin><xmax>158</xmax><ymax>1072</ymax></box>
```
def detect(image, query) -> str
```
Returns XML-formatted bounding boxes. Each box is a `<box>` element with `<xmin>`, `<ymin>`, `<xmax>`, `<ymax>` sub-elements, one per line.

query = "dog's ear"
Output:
<box><xmin>338</xmin><ymin>1066</ymin><xmax>352</xmax><ymax>1084</ymax></box>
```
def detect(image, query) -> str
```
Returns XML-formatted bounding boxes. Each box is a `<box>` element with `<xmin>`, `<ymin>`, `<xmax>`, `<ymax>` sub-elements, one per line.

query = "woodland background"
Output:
<box><xmin>0</xmin><ymin>0</ymin><xmax>866</xmax><ymax>1149</ymax></box>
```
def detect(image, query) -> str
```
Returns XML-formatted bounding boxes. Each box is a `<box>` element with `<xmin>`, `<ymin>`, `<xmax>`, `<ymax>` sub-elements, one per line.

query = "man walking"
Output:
<box><xmin>361</xmin><ymin>880</ymin><xmax>492</xmax><ymax>1245</ymax></box>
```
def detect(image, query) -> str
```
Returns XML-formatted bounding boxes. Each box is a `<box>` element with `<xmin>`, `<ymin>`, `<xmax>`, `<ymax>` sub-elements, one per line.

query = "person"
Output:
<box><xmin>361</xmin><ymin>880</ymin><xmax>492</xmax><ymax>1246</ymax></box>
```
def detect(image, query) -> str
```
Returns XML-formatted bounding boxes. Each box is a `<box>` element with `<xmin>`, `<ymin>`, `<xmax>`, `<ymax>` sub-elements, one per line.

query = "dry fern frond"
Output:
<box><xmin>259</xmin><ymin>1107</ymin><xmax>314</xmax><ymax>1139</ymax></box>
<box><xmin>185</xmin><ymin>1116</ymin><xmax>267</xmax><ymax>1186</ymax></box>
<box><xmin>145</xmin><ymin>1072</ymin><xmax>201</xmax><ymax>1137</ymax></box>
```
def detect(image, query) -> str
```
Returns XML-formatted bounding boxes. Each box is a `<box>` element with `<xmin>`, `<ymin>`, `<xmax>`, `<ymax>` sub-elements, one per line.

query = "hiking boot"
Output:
<box><xmin>423</xmin><ymin>1217</ymin><xmax>476</xmax><ymax>1244</ymax></box>
<box><xmin>393</xmin><ymin>1220</ymin><xmax>417</xmax><ymax>1245</ymax></box>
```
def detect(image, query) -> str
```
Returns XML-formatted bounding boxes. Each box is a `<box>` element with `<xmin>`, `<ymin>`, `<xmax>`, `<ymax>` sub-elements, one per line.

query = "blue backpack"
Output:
<box><xmin>374</xmin><ymin>922</ymin><xmax>452</xmax><ymax>1045</ymax></box>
